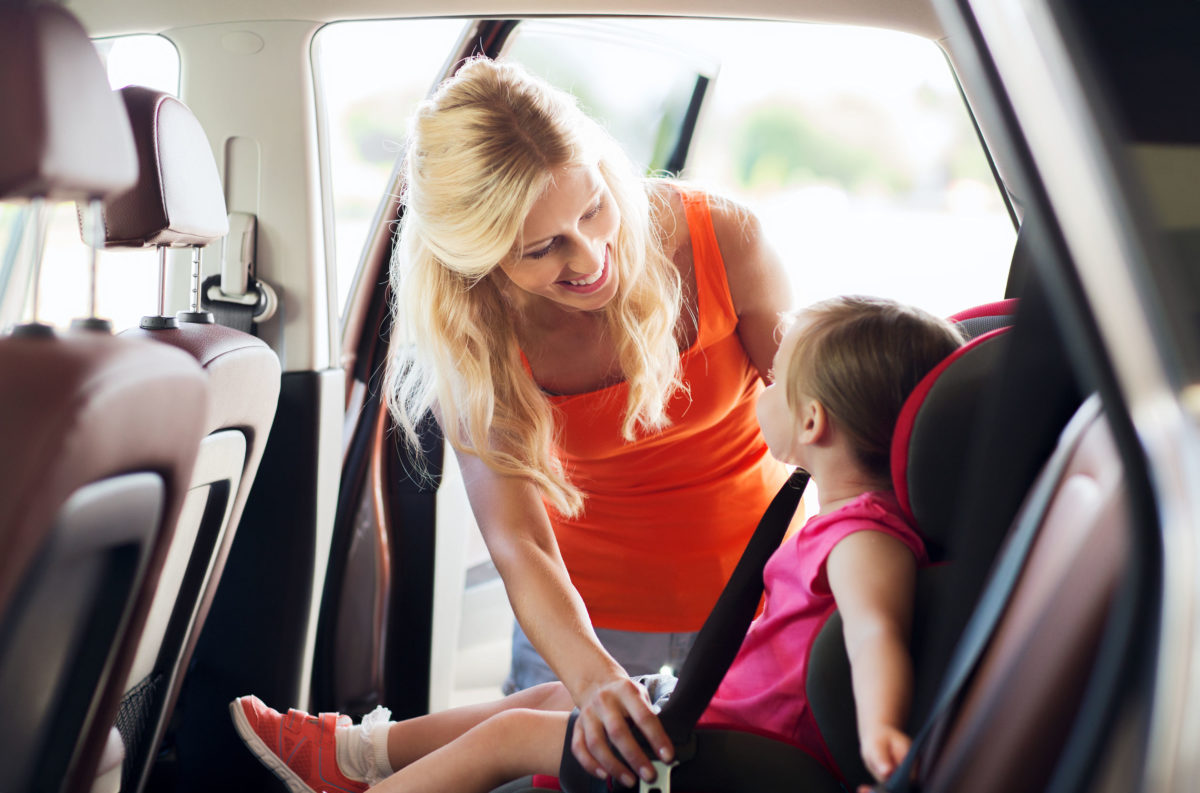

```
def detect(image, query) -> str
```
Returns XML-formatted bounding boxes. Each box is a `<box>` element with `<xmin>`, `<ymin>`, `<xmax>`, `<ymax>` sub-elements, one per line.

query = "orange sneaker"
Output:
<box><xmin>230</xmin><ymin>695</ymin><xmax>368</xmax><ymax>793</ymax></box>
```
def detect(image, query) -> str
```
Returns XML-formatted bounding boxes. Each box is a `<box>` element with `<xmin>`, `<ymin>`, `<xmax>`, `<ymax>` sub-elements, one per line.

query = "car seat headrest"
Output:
<box><xmin>0</xmin><ymin>4</ymin><xmax>137</xmax><ymax>201</ymax></box>
<box><xmin>94</xmin><ymin>86</ymin><xmax>229</xmax><ymax>247</ymax></box>
<box><xmin>950</xmin><ymin>298</ymin><xmax>1019</xmax><ymax>339</ymax></box>
<box><xmin>890</xmin><ymin>327</ymin><xmax>1011</xmax><ymax>561</ymax></box>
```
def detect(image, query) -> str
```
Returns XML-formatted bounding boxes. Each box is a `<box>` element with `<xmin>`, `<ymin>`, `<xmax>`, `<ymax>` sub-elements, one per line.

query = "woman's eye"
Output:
<box><xmin>581</xmin><ymin>200</ymin><xmax>604</xmax><ymax>221</ymax></box>
<box><xmin>525</xmin><ymin>239</ymin><xmax>557</xmax><ymax>260</ymax></box>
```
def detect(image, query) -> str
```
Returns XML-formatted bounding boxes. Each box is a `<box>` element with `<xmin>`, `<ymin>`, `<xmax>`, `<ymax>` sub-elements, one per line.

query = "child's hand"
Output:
<box><xmin>859</xmin><ymin>723</ymin><xmax>911</xmax><ymax>785</ymax></box>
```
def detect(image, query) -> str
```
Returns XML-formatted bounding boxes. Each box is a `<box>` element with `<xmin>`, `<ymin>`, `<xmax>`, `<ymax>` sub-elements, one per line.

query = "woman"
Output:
<box><xmin>384</xmin><ymin>56</ymin><xmax>793</xmax><ymax>784</ymax></box>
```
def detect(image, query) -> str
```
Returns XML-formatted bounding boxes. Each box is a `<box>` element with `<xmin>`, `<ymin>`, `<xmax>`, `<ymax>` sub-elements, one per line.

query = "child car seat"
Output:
<box><xmin>495</xmin><ymin>303</ymin><xmax>1025</xmax><ymax>793</ymax></box>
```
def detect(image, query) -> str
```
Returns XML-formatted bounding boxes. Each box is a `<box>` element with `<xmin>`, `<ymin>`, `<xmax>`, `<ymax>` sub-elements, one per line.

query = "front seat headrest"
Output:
<box><xmin>97</xmin><ymin>86</ymin><xmax>229</xmax><ymax>247</ymax></box>
<box><xmin>0</xmin><ymin>4</ymin><xmax>137</xmax><ymax>201</ymax></box>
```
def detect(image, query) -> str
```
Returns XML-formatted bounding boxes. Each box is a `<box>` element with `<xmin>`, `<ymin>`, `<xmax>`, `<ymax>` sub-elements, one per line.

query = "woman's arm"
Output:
<box><xmin>826</xmin><ymin>530</ymin><xmax>919</xmax><ymax>783</ymax></box>
<box><xmin>709</xmin><ymin>198</ymin><xmax>794</xmax><ymax>382</ymax></box>
<box><xmin>455</xmin><ymin>449</ymin><xmax>671</xmax><ymax>788</ymax></box>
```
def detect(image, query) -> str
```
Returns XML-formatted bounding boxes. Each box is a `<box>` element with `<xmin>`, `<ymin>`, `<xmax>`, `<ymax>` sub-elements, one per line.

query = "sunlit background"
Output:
<box><xmin>314</xmin><ymin>18</ymin><xmax>1014</xmax><ymax>321</ymax></box>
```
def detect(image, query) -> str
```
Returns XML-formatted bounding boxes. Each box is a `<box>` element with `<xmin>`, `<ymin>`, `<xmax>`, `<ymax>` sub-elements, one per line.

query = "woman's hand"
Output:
<box><xmin>455</xmin><ymin>458</ymin><xmax>675</xmax><ymax>786</ymax></box>
<box><xmin>570</xmin><ymin>676</ymin><xmax>674</xmax><ymax>789</ymax></box>
<box><xmin>858</xmin><ymin>722</ymin><xmax>911</xmax><ymax>788</ymax></box>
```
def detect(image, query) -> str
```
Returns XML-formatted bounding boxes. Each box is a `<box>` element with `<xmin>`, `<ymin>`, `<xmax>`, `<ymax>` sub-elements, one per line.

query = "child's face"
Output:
<box><xmin>757</xmin><ymin>320</ymin><xmax>806</xmax><ymax>466</ymax></box>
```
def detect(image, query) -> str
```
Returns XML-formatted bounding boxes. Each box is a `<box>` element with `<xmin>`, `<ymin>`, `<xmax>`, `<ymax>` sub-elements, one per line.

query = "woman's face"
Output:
<box><xmin>499</xmin><ymin>163</ymin><xmax>621</xmax><ymax>312</ymax></box>
<box><xmin>757</xmin><ymin>319</ymin><xmax>807</xmax><ymax>466</ymax></box>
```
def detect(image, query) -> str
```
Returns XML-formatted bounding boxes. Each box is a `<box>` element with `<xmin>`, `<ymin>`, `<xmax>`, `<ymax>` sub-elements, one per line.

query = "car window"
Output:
<box><xmin>513</xmin><ymin>18</ymin><xmax>1014</xmax><ymax>318</ymax></box>
<box><xmin>8</xmin><ymin>35</ymin><xmax>180</xmax><ymax>332</ymax></box>
<box><xmin>312</xmin><ymin>19</ymin><xmax>469</xmax><ymax>319</ymax></box>
<box><xmin>504</xmin><ymin>20</ymin><xmax>719</xmax><ymax>174</ymax></box>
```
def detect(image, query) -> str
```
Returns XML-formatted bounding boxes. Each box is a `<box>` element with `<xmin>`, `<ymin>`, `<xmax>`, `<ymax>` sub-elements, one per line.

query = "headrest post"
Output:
<box><xmin>176</xmin><ymin>246</ymin><xmax>215</xmax><ymax>325</ymax></box>
<box><xmin>12</xmin><ymin>198</ymin><xmax>56</xmax><ymax>338</ymax></box>
<box><xmin>138</xmin><ymin>245</ymin><xmax>178</xmax><ymax>330</ymax></box>
<box><xmin>27</xmin><ymin>198</ymin><xmax>47</xmax><ymax>324</ymax></box>
<box><xmin>69</xmin><ymin>200</ymin><xmax>114</xmax><ymax>333</ymax></box>
<box><xmin>86</xmin><ymin>199</ymin><xmax>102</xmax><ymax>319</ymax></box>
<box><xmin>189</xmin><ymin>247</ymin><xmax>202</xmax><ymax>313</ymax></box>
<box><xmin>157</xmin><ymin>246</ymin><xmax>168</xmax><ymax>317</ymax></box>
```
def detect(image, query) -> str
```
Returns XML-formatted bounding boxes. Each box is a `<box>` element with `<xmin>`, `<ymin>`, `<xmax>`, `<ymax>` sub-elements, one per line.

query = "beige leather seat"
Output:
<box><xmin>0</xmin><ymin>7</ymin><xmax>210</xmax><ymax>793</ymax></box>
<box><xmin>87</xmin><ymin>85</ymin><xmax>282</xmax><ymax>793</ymax></box>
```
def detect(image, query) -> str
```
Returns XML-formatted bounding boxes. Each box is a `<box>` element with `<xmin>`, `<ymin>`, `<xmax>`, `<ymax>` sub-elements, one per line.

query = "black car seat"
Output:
<box><xmin>85</xmin><ymin>85</ymin><xmax>283</xmax><ymax>793</ymax></box>
<box><xmin>911</xmin><ymin>395</ymin><xmax>1126</xmax><ymax>793</ymax></box>
<box><xmin>807</xmin><ymin>319</ymin><xmax>1015</xmax><ymax>786</ymax></box>
<box><xmin>496</xmin><ymin>306</ymin><xmax>1028</xmax><ymax>793</ymax></box>
<box><xmin>0</xmin><ymin>6</ymin><xmax>210</xmax><ymax>793</ymax></box>
<box><xmin>946</xmin><ymin>298</ymin><xmax>1018</xmax><ymax>339</ymax></box>
<box><xmin>531</xmin><ymin>272</ymin><xmax>1085</xmax><ymax>793</ymax></box>
<box><xmin>810</xmin><ymin>277</ymin><xmax>1091</xmax><ymax>792</ymax></box>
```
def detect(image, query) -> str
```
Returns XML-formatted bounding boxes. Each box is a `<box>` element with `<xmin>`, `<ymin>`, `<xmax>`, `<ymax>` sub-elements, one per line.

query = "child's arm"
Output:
<box><xmin>826</xmin><ymin>530</ymin><xmax>919</xmax><ymax>784</ymax></box>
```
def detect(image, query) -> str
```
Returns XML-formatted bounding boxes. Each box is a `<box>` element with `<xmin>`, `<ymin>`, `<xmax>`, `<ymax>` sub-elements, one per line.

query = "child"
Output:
<box><xmin>231</xmin><ymin>295</ymin><xmax>964</xmax><ymax>793</ymax></box>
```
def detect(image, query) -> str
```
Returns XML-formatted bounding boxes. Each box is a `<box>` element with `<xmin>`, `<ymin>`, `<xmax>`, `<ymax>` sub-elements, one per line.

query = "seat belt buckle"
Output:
<box><xmin>638</xmin><ymin>758</ymin><xmax>678</xmax><ymax>793</ymax></box>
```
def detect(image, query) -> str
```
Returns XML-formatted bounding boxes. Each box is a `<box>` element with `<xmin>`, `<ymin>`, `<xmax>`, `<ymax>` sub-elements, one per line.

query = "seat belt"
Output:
<box><xmin>657</xmin><ymin>470</ymin><xmax>810</xmax><ymax>744</ymax></box>
<box><xmin>558</xmin><ymin>470</ymin><xmax>809</xmax><ymax>793</ymax></box>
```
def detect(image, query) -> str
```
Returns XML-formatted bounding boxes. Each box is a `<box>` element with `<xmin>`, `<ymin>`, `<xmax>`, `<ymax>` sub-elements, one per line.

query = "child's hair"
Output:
<box><xmin>784</xmin><ymin>295</ymin><xmax>964</xmax><ymax>483</ymax></box>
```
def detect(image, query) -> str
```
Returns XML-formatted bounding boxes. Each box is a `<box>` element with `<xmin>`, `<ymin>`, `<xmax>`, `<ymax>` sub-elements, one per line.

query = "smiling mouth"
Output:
<box><xmin>558</xmin><ymin>250</ymin><xmax>610</xmax><ymax>294</ymax></box>
<box><xmin>567</xmin><ymin>269</ymin><xmax>603</xmax><ymax>286</ymax></box>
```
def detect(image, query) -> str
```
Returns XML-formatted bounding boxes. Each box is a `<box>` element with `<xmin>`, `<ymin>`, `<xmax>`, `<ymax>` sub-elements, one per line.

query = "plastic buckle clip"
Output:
<box><xmin>638</xmin><ymin>759</ymin><xmax>678</xmax><ymax>793</ymax></box>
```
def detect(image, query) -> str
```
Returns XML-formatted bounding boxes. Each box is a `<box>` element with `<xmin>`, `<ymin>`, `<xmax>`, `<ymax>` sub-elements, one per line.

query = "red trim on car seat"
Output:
<box><xmin>531</xmin><ymin>774</ymin><xmax>562</xmax><ymax>789</ymax></box>
<box><xmin>949</xmin><ymin>298</ymin><xmax>1019</xmax><ymax>323</ymax></box>
<box><xmin>891</xmin><ymin>327</ymin><xmax>1011</xmax><ymax>525</ymax></box>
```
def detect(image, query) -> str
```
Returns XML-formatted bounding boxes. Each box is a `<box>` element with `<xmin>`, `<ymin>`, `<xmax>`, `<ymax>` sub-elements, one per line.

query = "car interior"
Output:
<box><xmin>2</xmin><ymin>0</ymin><xmax>1195</xmax><ymax>792</ymax></box>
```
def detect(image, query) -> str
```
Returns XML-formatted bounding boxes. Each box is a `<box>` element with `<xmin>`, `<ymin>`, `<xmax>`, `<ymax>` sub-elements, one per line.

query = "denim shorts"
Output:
<box><xmin>502</xmin><ymin>619</ymin><xmax>698</xmax><ymax>695</ymax></box>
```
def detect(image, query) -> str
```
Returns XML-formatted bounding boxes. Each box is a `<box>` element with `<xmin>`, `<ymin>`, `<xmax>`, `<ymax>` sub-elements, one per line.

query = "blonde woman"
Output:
<box><xmin>236</xmin><ymin>56</ymin><xmax>792</xmax><ymax>790</ymax></box>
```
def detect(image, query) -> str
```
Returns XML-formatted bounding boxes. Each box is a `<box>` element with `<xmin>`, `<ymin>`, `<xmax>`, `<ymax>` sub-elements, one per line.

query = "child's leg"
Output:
<box><xmin>370</xmin><ymin>708</ymin><xmax>570</xmax><ymax>793</ymax></box>
<box><xmin>231</xmin><ymin>682</ymin><xmax>575</xmax><ymax>792</ymax></box>
<box><xmin>384</xmin><ymin>681</ymin><xmax>574</xmax><ymax>770</ymax></box>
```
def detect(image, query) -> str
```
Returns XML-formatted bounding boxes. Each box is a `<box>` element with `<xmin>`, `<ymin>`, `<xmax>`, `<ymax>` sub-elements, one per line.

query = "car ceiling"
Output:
<box><xmin>65</xmin><ymin>0</ymin><xmax>945</xmax><ymax>41</ymax></box>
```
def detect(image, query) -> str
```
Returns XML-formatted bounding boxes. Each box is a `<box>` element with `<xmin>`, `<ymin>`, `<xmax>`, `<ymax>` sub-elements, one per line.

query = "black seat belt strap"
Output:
<box><xmin>558</xmin><ymin>470</ymin><xmax>809</xmax><ymax>793</ymax></box>
<box><xmin>658</xmin><ymin>470</ymin><xmax>809</xmax><ymax>746</ymax></box>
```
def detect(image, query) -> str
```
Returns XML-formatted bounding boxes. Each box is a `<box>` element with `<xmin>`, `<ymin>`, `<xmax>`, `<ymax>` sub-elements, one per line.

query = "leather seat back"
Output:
<box><xmin>93</xmin><ymin>85</ymin><xmax>282</xmax><ymax>793</ymax></box>
<box><xmin>0</xmin><ymin>8</ymin><xmax>209</xmax><ymax>792</ymax></box>
<box><xmin>0</xmin><ymin>336</ymin><xmax>208</xmax><ymax>793</ymax></box>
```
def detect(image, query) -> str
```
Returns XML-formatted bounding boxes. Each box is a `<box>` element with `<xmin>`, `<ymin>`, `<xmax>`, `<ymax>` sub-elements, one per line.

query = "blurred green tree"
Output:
<box><xmin>734</xmin><ymin>106</ymin><xmax>905</xmax><ymax>193</ymax></box>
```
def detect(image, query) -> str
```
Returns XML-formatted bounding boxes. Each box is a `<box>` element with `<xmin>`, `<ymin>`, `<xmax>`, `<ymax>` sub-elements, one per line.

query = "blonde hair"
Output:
<box><xmin>385</xmin><ymin>57</ymin><xmax>683</xmax><ymax>516</ymax></box>
<box><xmin>785</xmin><ymin>296</ymin><xmax>964</xmax><ymax>482</ymax></box>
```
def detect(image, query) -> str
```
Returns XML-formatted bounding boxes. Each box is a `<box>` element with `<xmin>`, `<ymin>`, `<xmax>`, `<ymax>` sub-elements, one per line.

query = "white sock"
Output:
<box><xmin>335</xmin><ymin>706</ymin><xmax>395</xmax><ymax>786</ymax></box>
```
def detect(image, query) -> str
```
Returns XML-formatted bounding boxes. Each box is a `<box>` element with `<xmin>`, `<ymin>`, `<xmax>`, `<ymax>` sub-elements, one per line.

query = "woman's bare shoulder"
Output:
<box><xmin>646</xmin><ymin>178</ymin><xmax>689</xmax><ymax>257</ymax></box>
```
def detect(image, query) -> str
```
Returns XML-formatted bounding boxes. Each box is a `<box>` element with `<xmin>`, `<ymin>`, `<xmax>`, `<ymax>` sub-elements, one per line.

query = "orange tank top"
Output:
<box><xmin>545</xmin><ymin>190</ymin><xmax>789</xmax><ymax>631</ymax></box>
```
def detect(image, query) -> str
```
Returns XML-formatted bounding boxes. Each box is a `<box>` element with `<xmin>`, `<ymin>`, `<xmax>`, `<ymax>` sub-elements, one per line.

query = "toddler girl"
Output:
<box><xmin>231</xmin><ymin>295</ymin><xmax>963</xmax><ymax>793</ymax></box>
